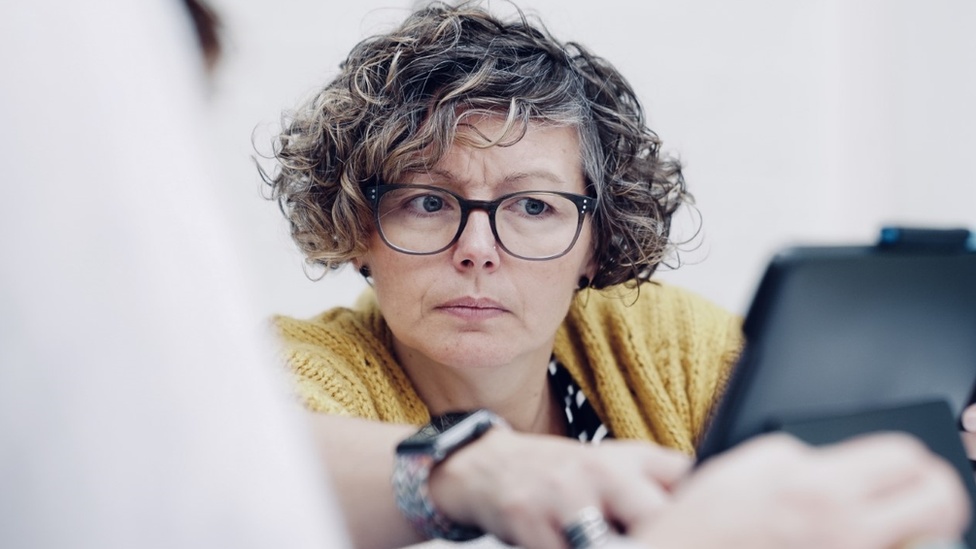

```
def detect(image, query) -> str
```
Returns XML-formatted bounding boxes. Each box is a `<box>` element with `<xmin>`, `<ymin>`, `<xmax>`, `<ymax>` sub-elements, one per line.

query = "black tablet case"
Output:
<box><xmin>697</xmin><ymin>232</ymin><xmax>976</xmax><ymax>546</ymax></box>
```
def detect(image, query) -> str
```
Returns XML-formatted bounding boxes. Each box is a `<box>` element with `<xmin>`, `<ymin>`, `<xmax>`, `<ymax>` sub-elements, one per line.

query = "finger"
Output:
<box><xmin>963</xmin><ymin>404</ymin><xmax>976</xmax><ymax>433</ymax></box>
<box><xmin>484</xmin><ymin>486</ymin><xmax>571</xmax><ymax>549</ymax></box>
<box><xmin>860</xmin><ymin>456</ymin><xmax>970</xmax><ymax>548</ymax></box>
<box><xmin>716</xmin><ymin>432</ymin><xmax>810</xmax><ymax>467</ymax></box>
<box><xmin>502</xmin><ymin>510</ymin><xmax>567</xmax><ymax>549</ymax></box>
<box><xmin>815</xmin><ymin>433</ymin><xmax>933</xmax><ymax>498</ymax></box>
<box><xmin>561</xmin><ymin>506</ymin><xmax>617</xmax><ymax>549</ymax></box>
<box><xmin>602</xmin><ymin>473</ymin><xmax>672</xmax><ymax>533</ymax></box>
<box><xmin>630</xmin><ymin>443</ymin><xmax>693</xmax><ymax>490</ymax></box>
<box><xmin>508</xmin><ymin>452</ymin><xmax>606</xmax><ymax>549</ymax></box>
<box><xmin>961</xmin><ymin>431</ymin><xmax>976</xmax><ymax>461</ymax></box>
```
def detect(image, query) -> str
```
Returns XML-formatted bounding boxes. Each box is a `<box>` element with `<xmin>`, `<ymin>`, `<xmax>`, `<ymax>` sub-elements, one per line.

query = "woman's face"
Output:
<box><xmin>360</xmin><ymin>116</ymin><xmax>595</xmax><ymax>371</ymax></box>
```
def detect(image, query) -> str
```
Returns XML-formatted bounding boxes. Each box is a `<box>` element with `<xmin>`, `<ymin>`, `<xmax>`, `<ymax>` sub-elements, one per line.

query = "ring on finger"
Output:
<box><xmin>563</xmin><ymin>506</ymin><xmax>610</xmax><ymax>549</ymax></box>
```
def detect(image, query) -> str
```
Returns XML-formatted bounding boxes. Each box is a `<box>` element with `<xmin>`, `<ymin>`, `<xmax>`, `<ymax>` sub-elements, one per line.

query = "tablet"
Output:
<box><xmin>696</xmin><ymin>228</ymin><xmax>976</xmax><ymax>544</ymax></box>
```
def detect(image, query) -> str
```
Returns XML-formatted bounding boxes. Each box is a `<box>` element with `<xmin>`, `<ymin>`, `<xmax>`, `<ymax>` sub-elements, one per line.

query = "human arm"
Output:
<box><xmin>313</xmin><ymin>413</ymin><xmax>969</xmax><ymax>549</ymax></box>
<box><xmin>305</xmin><ymin>413</ymin><xmax>690</xmax><ymax>549</ymax></box>
<box><xmin>430</xmin><ymin>428</ymin><xmax>690</xmax><ymax>549</ymax></box>
<box><xmin>304</xmin><ymin>414</ymin><xmax>420</xmax><ymax>549</ymax></box>
<box><xmin>634</xmin><ymin>433</ymin><xmax>970</xmax><ymax>549</ymax></box>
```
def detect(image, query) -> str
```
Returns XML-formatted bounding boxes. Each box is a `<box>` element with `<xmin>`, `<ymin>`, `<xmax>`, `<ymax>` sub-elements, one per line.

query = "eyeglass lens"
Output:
<box><xmin>375</xmin><ymin>186</ymin><xmax>583</xmax><ymax>259</ymax></box>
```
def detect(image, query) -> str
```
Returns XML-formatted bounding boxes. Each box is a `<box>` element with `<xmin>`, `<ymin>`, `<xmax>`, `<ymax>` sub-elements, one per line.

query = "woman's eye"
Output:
<box><xmin>421</xmin><ymin>195</ymin><xmax>443</xmax><ymax>212</ymax></box>
<box><xmin>519</xmin><ymin>198</ymin><xmax>548</xmax><ymax>216</ymax></box>
<box><xmin>407</xmin><ymin>194</ymin><xmax>444</xmax><ymax>213</ymax></box>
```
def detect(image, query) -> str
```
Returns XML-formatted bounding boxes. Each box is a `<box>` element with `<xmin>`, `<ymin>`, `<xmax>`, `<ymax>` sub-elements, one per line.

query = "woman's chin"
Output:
<box><xmin>430</xmin><ymin>347</ymin><xmax>520</xmax><ymax>370</ymax></box>
<box><xmin>393</xmin><ymin>327</ymin><xmax>551</xmax><ymax>372</ymax></box>
<box><xmin>423</xmin><ymin>335</ymin><xmax>534</xmax><ymax>371</ymax></box>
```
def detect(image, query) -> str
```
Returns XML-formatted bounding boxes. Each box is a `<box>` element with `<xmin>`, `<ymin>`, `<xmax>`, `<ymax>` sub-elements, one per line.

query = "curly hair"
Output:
<box><xmin>259</xmin><ymin>1</ymin><xmax>692</xmax><ymax>289</ymax></box>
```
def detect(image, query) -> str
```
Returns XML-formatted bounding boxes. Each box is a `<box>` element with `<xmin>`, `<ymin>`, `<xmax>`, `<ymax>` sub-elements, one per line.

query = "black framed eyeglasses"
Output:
<box><xmin>366</xmin><ymin>184</ymin><xmax>596</xmax><ymax>261</ymax></box>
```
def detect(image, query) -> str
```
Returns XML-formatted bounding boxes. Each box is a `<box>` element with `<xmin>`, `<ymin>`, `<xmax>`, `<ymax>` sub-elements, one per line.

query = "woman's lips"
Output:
<box><xmin>435</xmin><ymin>297</ymin><xmax>508</xmax><ymax>319</ymax></box>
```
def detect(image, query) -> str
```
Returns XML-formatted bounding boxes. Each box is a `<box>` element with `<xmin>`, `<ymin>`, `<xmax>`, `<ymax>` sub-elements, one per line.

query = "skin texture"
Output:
<box><xmin>360</xmin><ymin>116</ymin><xmax>594</xmax><ymax>431</ymax></box>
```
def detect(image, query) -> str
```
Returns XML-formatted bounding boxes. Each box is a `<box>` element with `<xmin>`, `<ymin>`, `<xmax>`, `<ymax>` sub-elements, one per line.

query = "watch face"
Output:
<box><xmin>396</xmin><ymin>410</ymin><xmax>498</xmax><ymax>458</ymax></box>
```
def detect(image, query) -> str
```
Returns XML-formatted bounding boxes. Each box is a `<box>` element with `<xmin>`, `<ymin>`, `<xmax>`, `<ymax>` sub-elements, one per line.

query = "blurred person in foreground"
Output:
<box><xmin>261</xmin><ymin>2</ymin><xmax>975</xmax><ymax>548</ymax></box>
<box><xmin>0</xmin><ymin>1</ymin><xmax>349</xmax><ymax>547</ymax></box>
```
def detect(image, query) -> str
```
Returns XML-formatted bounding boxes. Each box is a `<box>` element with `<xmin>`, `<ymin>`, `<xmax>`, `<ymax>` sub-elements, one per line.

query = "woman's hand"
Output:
<box><xmin>428</xmin><ymin>428</ymin><xmax>691</xmax><ymax>549</ymax></box>
<box><xmin>963</xmin><ymin>404</ymin><xmax>976</xmax><ymax>461</ymax></box>
<box><xmin>635</xmin><ymin>433</ymin><xmax>971</xmax><ymax>549</ymax></box>
<box><xmin>428</xmin><ymin>428</ymin><xmax>971</xmax><ymax>549</ymax></box>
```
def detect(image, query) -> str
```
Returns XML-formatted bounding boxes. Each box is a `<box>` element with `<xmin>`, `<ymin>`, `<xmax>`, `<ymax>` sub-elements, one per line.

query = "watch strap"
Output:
<box><xmin>392</xmin><ymin>409</ymin><xmax>507</xmax><ymax>541</ymax></box>
<box><xmin>392</xmin><ymin>451</ymin><xmax>485</xmax><ymax>541</ymax></box>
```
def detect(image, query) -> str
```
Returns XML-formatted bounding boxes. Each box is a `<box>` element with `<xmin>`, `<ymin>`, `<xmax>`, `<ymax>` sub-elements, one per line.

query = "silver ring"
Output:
<box><xmin>563</xmin><ymin>506</ymin><xmax>610</xmax><ymax>549</ymax></box>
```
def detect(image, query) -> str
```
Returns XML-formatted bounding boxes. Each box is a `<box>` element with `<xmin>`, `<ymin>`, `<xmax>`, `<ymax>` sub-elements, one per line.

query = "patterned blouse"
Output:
<box><xmin>548</xmin><ymin>357</ymin><xmax>611</xmax><ymax>443</ymax></box>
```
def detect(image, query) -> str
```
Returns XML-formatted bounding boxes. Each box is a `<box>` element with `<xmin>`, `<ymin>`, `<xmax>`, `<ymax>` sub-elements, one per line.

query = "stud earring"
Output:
<box><xmin>577</xmin><ymin>276</ymin><xmax>591</xmax><ymax>290</ymax></box>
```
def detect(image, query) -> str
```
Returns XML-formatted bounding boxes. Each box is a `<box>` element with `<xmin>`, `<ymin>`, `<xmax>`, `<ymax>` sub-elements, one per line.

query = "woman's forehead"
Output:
<box><xmin>403</xmin><ymin>121</ymin><xmax>585</xmax><ymax>194</ymax></box>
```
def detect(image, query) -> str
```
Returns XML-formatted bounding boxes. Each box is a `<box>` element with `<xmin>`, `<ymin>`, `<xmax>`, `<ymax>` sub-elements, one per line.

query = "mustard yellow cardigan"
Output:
<box><xmin>273</xmin><ymin>283</ymin><xmax>742</xmax><ymax>454</ymax></box>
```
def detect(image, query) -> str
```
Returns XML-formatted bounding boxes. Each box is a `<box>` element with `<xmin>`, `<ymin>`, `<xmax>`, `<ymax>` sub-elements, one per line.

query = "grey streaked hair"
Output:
<box><xmin>259</xmin><ymin>1</ymin><xmax>692</xmax><ymax>289</ymax></box>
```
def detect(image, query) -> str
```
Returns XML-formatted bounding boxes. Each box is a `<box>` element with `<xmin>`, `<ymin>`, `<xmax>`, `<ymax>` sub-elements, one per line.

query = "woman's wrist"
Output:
<box><xmin>392</xmin><ymin>410</ymin><xmax>508</xmax><ymax>540</ymax></box>
<box><xmin>427</xmin><ymin>427</ymin><xmax>509</xmax><ymax>527</ymax></box>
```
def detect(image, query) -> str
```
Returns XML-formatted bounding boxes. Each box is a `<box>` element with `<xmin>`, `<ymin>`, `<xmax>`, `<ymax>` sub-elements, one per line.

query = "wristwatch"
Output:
<box><xmin>392</xmin><ymin>409</ymin><xmax>508</xmax><ymax>541</ymax></box>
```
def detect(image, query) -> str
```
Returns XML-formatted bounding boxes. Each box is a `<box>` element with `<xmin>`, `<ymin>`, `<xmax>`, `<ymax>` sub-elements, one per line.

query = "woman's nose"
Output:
<box><xmin>451</xmin><ymin>210</ymin><xmax>500</xmax><ymax>270</ymax></box>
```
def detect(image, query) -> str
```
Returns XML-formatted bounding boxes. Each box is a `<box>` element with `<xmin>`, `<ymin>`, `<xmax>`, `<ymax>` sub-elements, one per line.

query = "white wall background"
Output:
<box><xmin>206</xmin><ymin>0</ymin><xmax>976</xmax><ymax>319</ymax></box>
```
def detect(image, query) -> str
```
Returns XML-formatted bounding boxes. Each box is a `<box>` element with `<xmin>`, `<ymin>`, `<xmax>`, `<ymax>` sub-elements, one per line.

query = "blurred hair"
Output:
<box><xmin>183</xmin><ymin>0</ymin><xmax>221</xmax><ymax>71</ymax></box>
<box><xmin>259</xmin><ymin>1</ymin><xmax>692</xmax><ymax>289</ymax></box>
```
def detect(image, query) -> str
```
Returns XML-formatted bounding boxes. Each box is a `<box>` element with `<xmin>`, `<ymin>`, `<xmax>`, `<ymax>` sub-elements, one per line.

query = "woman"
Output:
<box><xmin>262</xmin><ymin>3</ymin><xmax>971</xmax><ymax>548</ymax></box>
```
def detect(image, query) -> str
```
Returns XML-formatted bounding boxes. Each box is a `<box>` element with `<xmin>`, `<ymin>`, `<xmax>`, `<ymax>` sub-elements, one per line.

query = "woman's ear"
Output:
<box><xmin>351</xmin><ymin>255</ymin><xmax>373</xmax><ymax>282</ymax></box>
<box><xmin>578</xmin><ymin>251</ymin><xmax>597</xmax><ymax>290</ymax></box>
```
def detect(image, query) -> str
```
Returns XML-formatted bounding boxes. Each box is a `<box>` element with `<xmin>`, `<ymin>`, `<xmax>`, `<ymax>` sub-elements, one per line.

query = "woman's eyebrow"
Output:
<box><xmin>406</xmin><ymin>168</ymin><xmax>462</xmax><ymax>188</ymax></box>
<box><xmin>500</xmin><ymin>171</ymin><xmax>572</xmax><ymax>192</ymax></box>
<box><xmin>407</xmin><ymin>168</ymin><xmax>571</xmax><ymax>193</ymax></box>
<box><xmin>502</xmin><ymin>171</ymin><xmax>564</xmax><ymax>185</ymax></box>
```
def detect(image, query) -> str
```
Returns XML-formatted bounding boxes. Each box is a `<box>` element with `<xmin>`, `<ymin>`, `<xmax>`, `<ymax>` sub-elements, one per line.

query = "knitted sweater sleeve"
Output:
<box><xmin>270</xmin><ymin>303</ymin><xmax>429</xmax><ymax>425</ymax></box>
<box><xmin>659</xmin><ymin>286</ymin><xmax>743</xmax><ymax>446</ymax></box>
<box><xmin>272</xmin><ymin>312</ymin><xmax>377</xmax><ymax>418</ymax></box>
<box><xmin>556</xmin><ymin>283</ymin><xmax>743</xmax><ymax>453</ymax></box>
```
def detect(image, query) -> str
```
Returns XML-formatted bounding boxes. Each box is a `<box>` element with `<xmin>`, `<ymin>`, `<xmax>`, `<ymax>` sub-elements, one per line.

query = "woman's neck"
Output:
<box><xmin>394</xmin><ymin>342</ymin><xmax>565</xmax><ymax>436</ymax></box>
